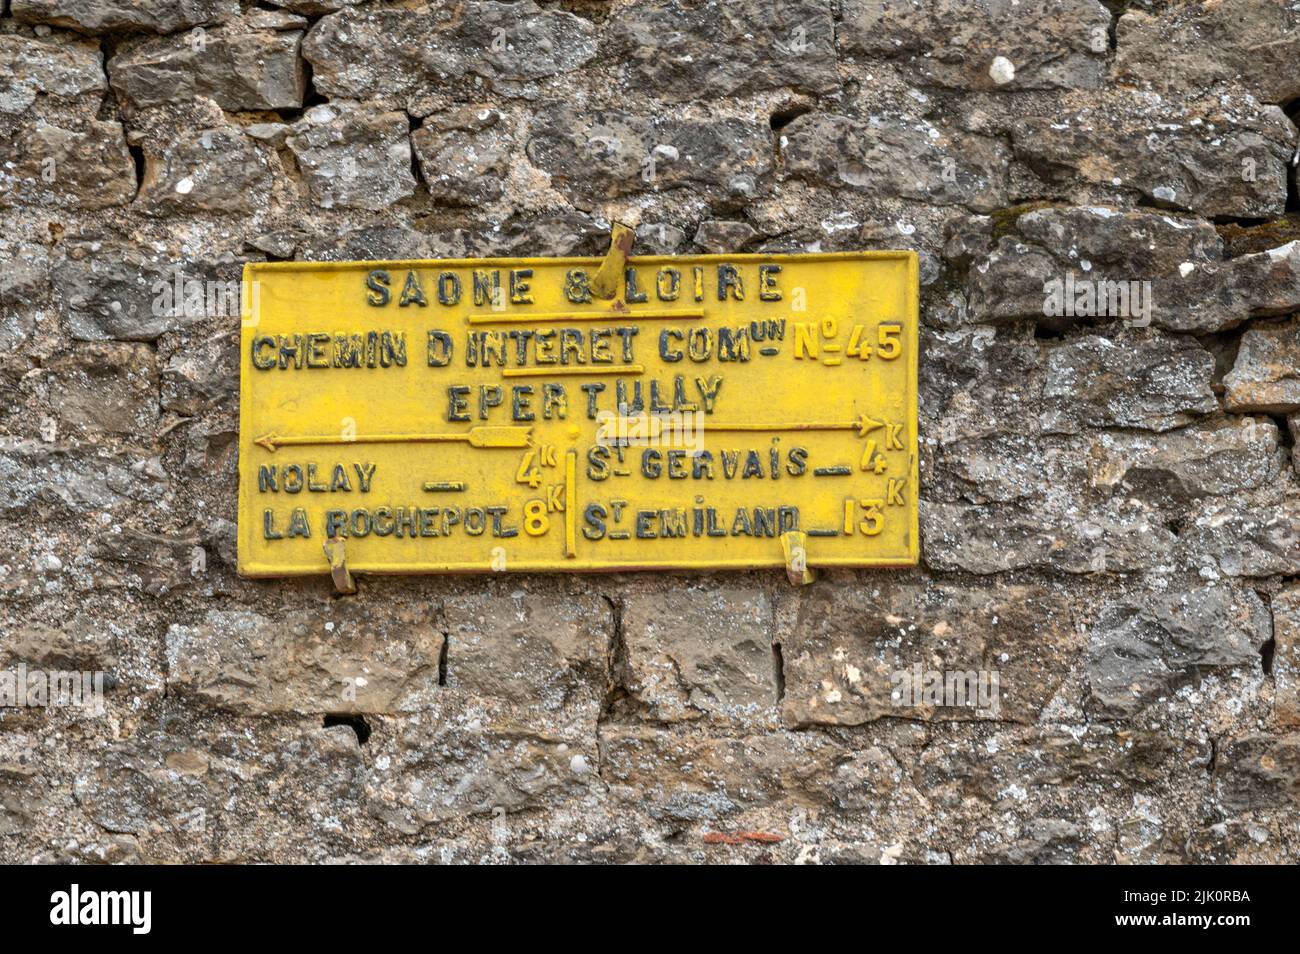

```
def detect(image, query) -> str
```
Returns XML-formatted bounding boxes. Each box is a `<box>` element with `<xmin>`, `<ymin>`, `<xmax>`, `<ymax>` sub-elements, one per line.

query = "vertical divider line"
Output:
<box><xmin>564</xmin><ymin>449</ymin><xmax>578</xmax><ymax>558</ymax></box>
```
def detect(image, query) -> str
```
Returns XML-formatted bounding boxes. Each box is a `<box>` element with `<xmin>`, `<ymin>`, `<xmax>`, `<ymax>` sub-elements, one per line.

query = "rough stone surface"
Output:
<box><xmin>286</xmin><ymin>102</ymin><xmax>416</xmax><ymax>211</ymax></box>
<box><xmin>1225</xmin><ymin>241</ymin><xmax>1300</xmax><ymax>319</ymax></box>
<box><xmin>1176</xmin><ymin>497</ymin><xmax>1300</xmax><ymax>579</ymax></box>
<box><xmin>303</xmin><ymin>1</ymin><xmax>598</xmax><ymax>108</ymax></box>
<box><xmin>12</xmin><ymin>0</ymin><xmax>239</xmax><ymax>34</ymax></box>
<box><xmin>138</xmin><ymin>123</ymin><xmax>273</xmax><ymax>215</ymax></box>
<box><xmin>839</xmin><ymin>0</ymin><xmax>1112</xmax><ymax>91</ymax></box>
<box><xmin>411</xmin><ymin>106</ymin><xmax>511</xmax><ymax>207</ymax></box>
<box><xmin>41</xmin><ymin>341</ymin><xmax>158</xmax><ymax>438</ymax></box>
<box><xmin>438</xmin><ymin>586</ymin><xmax>613</xmax><ymax>728</ymax></box>
<box><xmin>0</xmin><ymin>118</ymin><xmax>136</xmax><ymax>210</ymax></box>
<box><xmin>0</xmin><ymin>240</ymin><xmax>51</xmax><ymax>351</ymax></box>
<box><xmin>0</xmin><ymin>33</ymin><xmax>105</xmax><ymax>114</ymax></box>
<box><xmin>1276</xmin><ymin>587</ymin><xmax>1300</xmax><ymax>728</ymax></box>
<box><xmin>52</xmin><ymin>240</ymin><xmax>226</xmax><ymax>342</ymax></box>
<box><xmin>1115</xmin><ymin>1</ymin><xmax>1300</xmax><ymax>104</ymax></box>
<box><xmin>0</xmin><ymin>438</ymin><xmax>165</xmax><ymax>516</ymax></box>
<box><xmin>1086</xmin><ymin>584</ymin><xmax>1270</xmax><ymax>716</ymax></box>
<box><xmin>694</xmin><ymin>220</ymin><xmax>758</xmax><ymax>254</ymax></box>
<box><xmin>1008</xmin><ymin>93</ymin><xmax>1293</xmax><ymax>219</ymax></box>
<box><xmin>165</xmin><ymin>604</ymin><xmax>445</xmax><ymax>715</ymax></box>
<box><xmin>921</xmin><ymin>497</ymin><xmax>1176</xmax><ymax>575</ymax></box>
<box><xmin>1215</xmin><ymin>733</ymin><xmax>1300</xmax><ymax>812</ymax></box>
<box><xmin>967</xmin><ymin>207</ymin><xmax>1234</xmax><ymax>332</ymax></box>
<box><xmin>778</xmin><ymin>574</ymin><xmax>1081</xmax><ymax>726</ymax></box>
<box><xmin>108</xmin><ymin>20</ymin><xmax>306</xmax><ymax>111</ymax></box>
<box><xmin>618</xmin><ymin>580</ymin><xmax>775</xmax><ymax>724</ymax></box>
<box><xmin>159</xmin><ymin>330</ymin><xmax>237</xmax><ymax>416</ymax></box>
<box><xmin>607</xmin><ymin>0</ymin><xmax>837</xmax><ymax>101</ymax></box>
<box><xmin>3</xmin><ymin>0</ymin><xmax>1300</xmax><ymax>866</ymax></box>
<box><xmin>1085</xmin><ymin>418</ymin><xmax>1285</xmax><ymax>502</ymax></box>
<box><xmin>1224</xmin><ymin>320</ymin><xmax>1300</xmax><ymax>413</ymax></box>
<box><xmin>1040</xmin><ymin>334</ymin><xmax>1218</xmax><ymax>434</ymax></box>
<box><xmin>528</xmin><ymin>107</ymin><xmax>772</xmax><ymax>210</ymax></box>
<box><xmin>781</xmin><ymin>112</ymin><xmax>1009</xmax><ymax>212</ymax></box>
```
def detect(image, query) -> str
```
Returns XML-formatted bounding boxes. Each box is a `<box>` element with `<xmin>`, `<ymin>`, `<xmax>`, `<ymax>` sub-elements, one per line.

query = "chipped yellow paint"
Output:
<box><xmin>237</xmin><ymin>251</ymin><xmax>918</xmax><ymax>577</ymax></box>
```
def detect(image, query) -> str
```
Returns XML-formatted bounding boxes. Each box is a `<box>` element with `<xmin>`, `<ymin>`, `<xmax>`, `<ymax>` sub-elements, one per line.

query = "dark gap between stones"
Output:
<box><xmin>771</xmin><ymin>642</ymin><xmax>786</xmax><ymax>704</ymax></box>
<box><xmin>323</xmin><ymin>713</ymin><xmax>371</xmax><ymax>745</ymax></box>
<box><xmin>770</xmin><ymin>105</ymin><xmax>811</xmax><ymax>131</ymax></box>
<box><xmin>127</xmin><ymin>143</ymin><xmax>146</xmax><ymax>190</ymax></box>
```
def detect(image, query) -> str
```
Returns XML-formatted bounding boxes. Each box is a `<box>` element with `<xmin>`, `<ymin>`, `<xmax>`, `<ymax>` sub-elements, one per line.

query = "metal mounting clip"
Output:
<box><xmin>590</xmin><ymin>222</ymin><xmax>635</xmax><ymax>300</ymax></box>
<box><xmin>323</xmin><ymin>535</ymin><xmax>356</xmax><ymax>594</ymax></box>
<box><xmin>780</xmin><ymin>530</ymin><xmax>816</xmax><ymax>586</ymax></box>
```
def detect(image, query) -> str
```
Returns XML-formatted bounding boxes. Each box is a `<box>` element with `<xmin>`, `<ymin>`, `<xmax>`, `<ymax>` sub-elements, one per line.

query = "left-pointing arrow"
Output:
<box><xmin>255</xmin><ymin>425</ymin><xmax>532</xmax><ymax>452</ymax></box>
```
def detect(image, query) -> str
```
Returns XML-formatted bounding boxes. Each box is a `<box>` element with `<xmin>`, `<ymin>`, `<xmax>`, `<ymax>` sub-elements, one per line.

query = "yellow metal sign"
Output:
<box><xmin>237</xmin><ymin>251</ymin><xmax>918</xmax><ymax>577</ymax></box>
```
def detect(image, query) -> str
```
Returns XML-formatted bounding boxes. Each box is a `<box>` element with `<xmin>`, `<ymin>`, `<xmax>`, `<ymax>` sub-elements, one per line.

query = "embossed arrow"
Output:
<box><xmin>595</xmin><ymin>410</ymin><xmax>883</xmax><ymax>441</ymax></box>
<box><xmin>706</xmin><ymin>414</ymin><xmax>885</xmax><ymax>434</ymax></box>
<box><xmin>254</xmin><ymin>425</ymin><xmax>532</xmax><ymax>452</ymax></box>
<box><xmin>615</xmin><ymin>413</ymin><xmax>885</xmax><ymax>435</ymax></box>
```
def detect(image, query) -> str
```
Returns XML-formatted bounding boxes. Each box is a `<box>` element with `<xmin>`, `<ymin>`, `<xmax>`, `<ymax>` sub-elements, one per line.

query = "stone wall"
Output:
<box><xmin>2</xmin><ymin>0</ymin><xmax>1299</xmax><ymax>864</ymax></box>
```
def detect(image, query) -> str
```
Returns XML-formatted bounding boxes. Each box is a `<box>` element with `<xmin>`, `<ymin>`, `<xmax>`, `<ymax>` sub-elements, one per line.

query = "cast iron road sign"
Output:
<box><xmin>237</xmin><ymin>251</ymin><xmax>918</xmax><ymax>577</ymax></box>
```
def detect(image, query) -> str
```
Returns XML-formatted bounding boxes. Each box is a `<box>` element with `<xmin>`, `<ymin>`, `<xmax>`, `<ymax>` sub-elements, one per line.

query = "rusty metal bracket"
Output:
<box><xmin>323</xmin><ymin>535</ymin><xmax>356</xmax><ymax>594</ymax></box>
<box><xmin>780</xmin><ymin>530</ymin><xmax>816</xmax><ymax>586</ymax></box>
<box><xmin>590</xmin><ymin>222</ymin><xmax>635</xmax><ymax>300</ymax></box>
